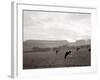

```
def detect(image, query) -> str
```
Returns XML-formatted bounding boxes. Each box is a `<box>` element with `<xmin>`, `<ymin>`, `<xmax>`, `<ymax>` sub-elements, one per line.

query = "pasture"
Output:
<box><xmin>23</xmin><ymin>45</ymin><xmax>91</xmax><ymax>69</ymax></box>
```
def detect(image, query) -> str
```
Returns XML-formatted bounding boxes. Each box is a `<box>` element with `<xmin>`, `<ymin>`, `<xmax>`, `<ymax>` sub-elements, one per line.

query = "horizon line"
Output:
<box><xmin>23</xmin><ymin>39</ymin><xmax>90</xmax><ymax>42</ymax></box>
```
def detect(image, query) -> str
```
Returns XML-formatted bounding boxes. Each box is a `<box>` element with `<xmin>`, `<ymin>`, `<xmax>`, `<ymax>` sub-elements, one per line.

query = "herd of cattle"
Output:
<box><xmin>55</xmin><ymin>47</ymin><xmax>91</xmax><ymax>60</ymax></box>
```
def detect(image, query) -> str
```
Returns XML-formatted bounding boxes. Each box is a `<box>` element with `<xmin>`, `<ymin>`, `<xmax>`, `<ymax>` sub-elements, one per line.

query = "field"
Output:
<box><xmin>23</xmin><ymin>45</ymin><xmax>91</xmax><ymax>69</ymax></box>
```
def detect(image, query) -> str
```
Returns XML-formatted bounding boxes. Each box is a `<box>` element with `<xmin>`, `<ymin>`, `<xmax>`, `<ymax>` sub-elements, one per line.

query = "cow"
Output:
<box><xmin>88</xmin><ymin>48</ymin><xmax>91</xmax><ymax>52</ymax></box>
<box><xmin>55</xmin><ymin>50</ymin><xmax>59</xmax><ymax>54</ymax></box>
<box><xmin>76</xmin><ymin>47</ymin><xmax>80</xmax><ymax>51</ymax></box>
<box><xmin>64</xmin><ymin>50</ymin><xmax>72</xmax><ymax>59</ymax></box>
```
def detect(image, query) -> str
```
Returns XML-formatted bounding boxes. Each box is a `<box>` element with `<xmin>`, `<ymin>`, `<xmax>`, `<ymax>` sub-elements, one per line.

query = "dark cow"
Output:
<box><xmin>76</xmin><ymin>47</ymin><xmax>80</xmax><ymax>51</ymax></box>
<box><xmin>64</xmin><ymin>50</ymin><xmax>72</xmax><ymax>59</ymax></box>
<box><xmin>55</xmin><ymin>50</ymin><xmax>59</xmax><ymax>54</ymax></box>
<box><xmin>88</xmin><ymin>48</ymin><xmax>91</xmax><ymax>52</ymax></box>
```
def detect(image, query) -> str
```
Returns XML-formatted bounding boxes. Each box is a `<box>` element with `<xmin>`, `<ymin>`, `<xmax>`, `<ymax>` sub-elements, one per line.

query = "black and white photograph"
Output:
<box><xmin>23</xmin><ymin>10</ymin><xmax>91</xmax><ymax>69</ymax></box>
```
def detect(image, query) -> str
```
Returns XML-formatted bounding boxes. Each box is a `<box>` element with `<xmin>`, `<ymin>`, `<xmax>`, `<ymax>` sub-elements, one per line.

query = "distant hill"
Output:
<box><xmin>23</xmin><ymin>39</ymin><xmax>91</xmax><ymax>52</ymax></box>
<box><xmin>69</xmin><ymin>39</ymin><xmax>91</xmax><ymax>46</ymax></box>
<box><xmin>23</xmin><ymin>40</ymin><xmax>69</xmax><ymax>52</ymax></box>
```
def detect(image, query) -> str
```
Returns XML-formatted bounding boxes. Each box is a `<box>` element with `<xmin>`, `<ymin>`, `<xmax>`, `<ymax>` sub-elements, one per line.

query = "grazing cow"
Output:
<box><xmin>76</xmin><ymin>47</ymin><xmax>80</xmax><ymax>51</ymax></box>
<box><xmin>56</xmin><ymin>50</ymin><xmax>59</xmax><ymax>54</ymax></box>
<box><xmin>88</xmin><ymin>48</ymin><xmax>91</xmax><ymax>52</ymax></box>
<box><xmin>64</xmin><ymin>50</ymin><xmax>72</xmax><ymax>59</ymax></box>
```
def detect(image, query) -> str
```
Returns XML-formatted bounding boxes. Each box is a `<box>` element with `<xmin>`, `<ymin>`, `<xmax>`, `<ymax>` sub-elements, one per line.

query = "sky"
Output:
<box><xmin>23</xmin><ymin>10</ymin><xmax>91</xmax><ymax>42</ymax></box>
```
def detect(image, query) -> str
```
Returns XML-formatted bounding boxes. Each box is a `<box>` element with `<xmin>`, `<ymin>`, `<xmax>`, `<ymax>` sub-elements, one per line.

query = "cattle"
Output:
<box><xmin>55</xmin><ymin>50</ymin><xmax>59</xmax><ymax>54</ymax></box>
<box><xmin>76</xmin><ymin>47</ymin><xmax>80</xmax><ymax>51</ymax></box>
<box><xmin>88</xmin><ymin>48</ymin><xmax>91</xmax><ymax>52</ymax></box>
<box><xmin>64</xmin><ymin>50</ymin><xmax>72</xmax><ymax>59</ymax></box>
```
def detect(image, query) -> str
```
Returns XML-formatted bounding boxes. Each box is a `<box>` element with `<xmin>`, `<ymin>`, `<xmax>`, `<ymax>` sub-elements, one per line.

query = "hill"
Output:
<box><xmin>23</xmin><ymin>39</ymin><xmax>91</xmax><ymax>52</ymax></box>
<box><xmin>23</xmin><ymin>40</ymin><xmax>69</xmax><ymax>52</ymax></box>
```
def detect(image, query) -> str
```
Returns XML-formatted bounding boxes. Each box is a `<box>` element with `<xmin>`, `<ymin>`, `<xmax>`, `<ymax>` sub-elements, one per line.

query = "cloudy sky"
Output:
<box><xmin>23</xmin><ymin>10</ymin><xmax>91</xmax><ymax>42</ymax></box>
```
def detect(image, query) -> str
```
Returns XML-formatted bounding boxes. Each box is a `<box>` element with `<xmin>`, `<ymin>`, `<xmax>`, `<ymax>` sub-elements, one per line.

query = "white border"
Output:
<box><xmin>11</xmin><ymin>2</ymin><xmax>97</xmax><ymax>78</ymax></box>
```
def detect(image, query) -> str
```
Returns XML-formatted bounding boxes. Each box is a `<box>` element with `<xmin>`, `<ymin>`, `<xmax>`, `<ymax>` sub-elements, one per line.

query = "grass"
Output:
<box><xmin>23</xmin><ymin>45</ymin><xmax>91</xmax><ymax>69</ymax></box>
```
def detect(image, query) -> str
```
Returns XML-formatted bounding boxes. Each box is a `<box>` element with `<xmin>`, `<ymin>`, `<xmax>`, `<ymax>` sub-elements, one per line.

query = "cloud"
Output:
<box><xmin>23</xmin><ymin>11</ymin><xmax>91</xmax><ymax>42</ymax></box>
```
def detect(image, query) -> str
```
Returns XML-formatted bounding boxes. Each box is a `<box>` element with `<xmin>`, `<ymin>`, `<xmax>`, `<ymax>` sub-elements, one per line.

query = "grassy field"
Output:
<box><xmin>23</xmin><ymin>45</ymin><xmax>91</xmax><ymax>69</ymax></box>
